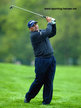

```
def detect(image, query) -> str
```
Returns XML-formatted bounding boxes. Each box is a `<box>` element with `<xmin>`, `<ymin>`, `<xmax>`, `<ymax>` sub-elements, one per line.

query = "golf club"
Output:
<box><xmin>10</xmin><ymin>5</ymin><xmax>46</xmax><ymax>18</ymax></box>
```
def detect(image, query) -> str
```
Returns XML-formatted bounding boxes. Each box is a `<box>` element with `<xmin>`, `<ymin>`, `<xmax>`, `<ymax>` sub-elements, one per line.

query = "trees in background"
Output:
<box><xmin>0</xmin><ymin>0</ymin><xmax>81</xmax><ymax>65</ymax></box>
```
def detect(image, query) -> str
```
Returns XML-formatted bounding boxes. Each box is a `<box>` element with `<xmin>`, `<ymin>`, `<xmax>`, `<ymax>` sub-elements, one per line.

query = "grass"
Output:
<box><xmin>0</xmin><ymin>63</ymin><xmax>81</xmax><ymax>108</ymax></box>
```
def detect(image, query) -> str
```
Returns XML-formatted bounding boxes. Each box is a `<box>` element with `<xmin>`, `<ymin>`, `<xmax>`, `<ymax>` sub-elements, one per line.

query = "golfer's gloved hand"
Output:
<box><xmin>51</xmin><ymin>18</ymin><xmax>56</xmax><ymax>24</ymax></box>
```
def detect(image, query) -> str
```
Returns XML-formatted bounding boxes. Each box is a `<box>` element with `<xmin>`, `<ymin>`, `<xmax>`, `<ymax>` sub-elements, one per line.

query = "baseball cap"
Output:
<box><xmin>28</xmin><ymin>20</ymin><xmax>38</xmax><ymax>28</ymax></box>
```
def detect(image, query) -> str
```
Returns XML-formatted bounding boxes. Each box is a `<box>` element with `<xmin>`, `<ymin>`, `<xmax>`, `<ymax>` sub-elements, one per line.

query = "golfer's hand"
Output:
<box><xmin>46</xmin><ymin>16</ymin><xmax>52</xmax><ymax>23</ymax></box>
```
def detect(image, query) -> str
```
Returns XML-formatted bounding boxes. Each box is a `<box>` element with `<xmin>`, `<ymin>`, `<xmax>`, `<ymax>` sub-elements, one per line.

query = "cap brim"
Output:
<box><xmin>30</xmin><ymin>21</ymin><xmax>38</xmax><ymax>28</ymax></box>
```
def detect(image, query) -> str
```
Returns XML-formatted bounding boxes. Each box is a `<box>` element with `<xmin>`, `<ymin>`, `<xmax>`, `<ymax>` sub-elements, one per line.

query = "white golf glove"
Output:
<box><xmin>51</xmin><ymin>18</ymin><xmax>56</xmax><ymax>24</ymax></box>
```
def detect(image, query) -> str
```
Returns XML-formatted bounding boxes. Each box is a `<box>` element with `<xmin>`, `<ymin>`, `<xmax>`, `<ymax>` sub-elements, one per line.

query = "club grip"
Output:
<box><xmin>43</xmin><ymin>16</ymin><xmax>46</xmax><ymax>18</ymax></box>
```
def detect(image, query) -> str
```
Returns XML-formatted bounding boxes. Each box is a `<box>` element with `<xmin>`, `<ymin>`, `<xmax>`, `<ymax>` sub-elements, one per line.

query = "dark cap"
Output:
<box><xmin>28</xmin><ymin>20</ymin><xmax>38</xmax><ymax>28</ymax></box>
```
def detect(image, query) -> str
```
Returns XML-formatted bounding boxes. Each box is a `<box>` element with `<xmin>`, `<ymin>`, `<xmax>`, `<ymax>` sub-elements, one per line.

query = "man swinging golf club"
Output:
<box><xmin>24</xmin><ymin>16</ymin><xmax>56</xmax><ymax>105</ymax></box>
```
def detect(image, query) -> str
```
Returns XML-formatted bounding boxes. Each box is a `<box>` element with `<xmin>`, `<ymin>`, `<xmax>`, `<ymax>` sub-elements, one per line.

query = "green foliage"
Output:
<box><xmin>0</xmin><ymin>0</ymin><xmax>81</xmax><ymax>65</ymax></box>
<box><xmin>0</xmin><ymin>63</ymin><xmax>81</xmax><ymax>107</ymax></box>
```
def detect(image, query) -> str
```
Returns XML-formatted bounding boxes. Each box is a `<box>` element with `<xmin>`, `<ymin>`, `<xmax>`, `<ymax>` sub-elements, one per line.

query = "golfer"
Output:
<box><xmin>24</xmin><ymin>17</ymin><xmax>56</xmax><ymax>105</ymax></box>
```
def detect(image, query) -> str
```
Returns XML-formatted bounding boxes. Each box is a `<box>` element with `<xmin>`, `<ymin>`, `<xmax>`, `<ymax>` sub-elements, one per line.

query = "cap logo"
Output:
<box><xmin>30</xmin><ymin>20</ymin><xmax>35</xmax><ymax>24</ymax></box>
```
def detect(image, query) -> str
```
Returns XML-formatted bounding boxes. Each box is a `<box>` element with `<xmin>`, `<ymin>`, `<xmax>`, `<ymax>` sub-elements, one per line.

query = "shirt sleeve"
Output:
<box><xmin>48</xmin><ymin>24</ymin><xmax>56</xmax><ymax>38</ymax></box>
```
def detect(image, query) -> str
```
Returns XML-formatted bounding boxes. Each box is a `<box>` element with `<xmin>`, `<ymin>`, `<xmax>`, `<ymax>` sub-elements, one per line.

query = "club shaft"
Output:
<box><xmin>11</xmin><ymin>5</ymin><xmax>46</xmax><ymax>18</ymax></box>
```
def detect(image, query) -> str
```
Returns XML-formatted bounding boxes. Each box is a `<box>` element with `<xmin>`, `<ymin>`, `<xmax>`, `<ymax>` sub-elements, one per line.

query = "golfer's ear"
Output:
<box><xmin>29</xmin><ymin>27</ymin><xmax>33</xmax><ymax>31</ymax></box>
<box><xmin>29</xmin><ymin>28</ymin><xmax>31</xmax><ymax>30</ymax></box>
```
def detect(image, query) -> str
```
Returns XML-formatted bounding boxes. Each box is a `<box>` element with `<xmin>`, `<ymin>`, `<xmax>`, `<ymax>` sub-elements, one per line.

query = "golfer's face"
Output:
<box><xmin>30</xmin><ymin>24</ymin><xmax>39</xmax><ymax>31</ymax></box>
<box><xmin>34</xmin><ymin>24</ymin><xmax>39</xmax><ymax>31</ymax></box>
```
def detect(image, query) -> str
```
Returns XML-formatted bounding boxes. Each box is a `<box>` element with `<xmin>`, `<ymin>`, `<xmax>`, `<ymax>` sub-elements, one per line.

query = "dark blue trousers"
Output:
<box><xmin>25</xmin><ymin>56</ymin><xmax>56</xmax><ymax>104</ymax></box>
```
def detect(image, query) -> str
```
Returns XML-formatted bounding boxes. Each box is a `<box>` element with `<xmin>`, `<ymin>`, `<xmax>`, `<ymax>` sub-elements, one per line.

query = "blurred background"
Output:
<box><xmin>0</xmin><ymin>0</ymin><xmax>81</xmax><ymax>65</ymax></box>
